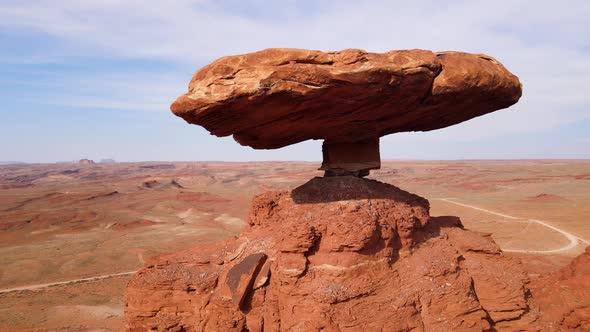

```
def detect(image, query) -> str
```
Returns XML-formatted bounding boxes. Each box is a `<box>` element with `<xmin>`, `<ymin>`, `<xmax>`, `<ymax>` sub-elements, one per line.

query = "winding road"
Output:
<box><xmin>0</xmin><ymin>271</ymin><xmax>137</xmax><ymax>294</ymax></box>
<box><xmin>435</xmin><ymin>198</ymin><xmax>590</xmax><ymax>254</ymax></box>
<box><xmin>2</xmin><ymin>198</ymin><xmax>588</xmax><ymax>294</ymax></box>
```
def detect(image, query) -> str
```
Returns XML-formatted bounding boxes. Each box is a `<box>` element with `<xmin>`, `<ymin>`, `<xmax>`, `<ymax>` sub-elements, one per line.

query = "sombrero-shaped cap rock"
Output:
<box><xmin>171</xmin><ymin>48</ymin><xmax>522</xmax><ymax>149</ymax></box>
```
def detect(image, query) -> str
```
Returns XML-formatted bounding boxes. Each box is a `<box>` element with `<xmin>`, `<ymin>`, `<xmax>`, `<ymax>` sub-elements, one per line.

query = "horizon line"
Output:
<box><xmin>2</xmin><ymin>158</ymin><xmax>590</xmax><ymax>166</ymax></box>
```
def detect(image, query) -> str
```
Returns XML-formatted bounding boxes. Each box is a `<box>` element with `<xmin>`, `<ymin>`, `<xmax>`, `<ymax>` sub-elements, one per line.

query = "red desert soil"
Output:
<box><xmin>0</xmin><ymin>160</ymin><xmax>589</xmax><ymax>331</ymax></box>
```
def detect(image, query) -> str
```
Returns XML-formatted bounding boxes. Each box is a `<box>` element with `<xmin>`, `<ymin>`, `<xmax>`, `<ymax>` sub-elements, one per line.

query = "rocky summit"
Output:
<box><xmin>125</xmin><ymin>177</ymin><xmax>520</xmax><ymax>330</ymax></box>
<box><xmin>125</xmin><ymin>176</ymin><xmax>589</xmax><ymax>331</ymax></box>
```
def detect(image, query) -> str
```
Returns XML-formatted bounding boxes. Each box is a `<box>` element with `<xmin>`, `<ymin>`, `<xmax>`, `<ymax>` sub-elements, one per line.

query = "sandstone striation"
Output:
<box><xmin>125</xmin><ymin>177</ymin><xmax>538</xmax><ymax>331</ymax></box>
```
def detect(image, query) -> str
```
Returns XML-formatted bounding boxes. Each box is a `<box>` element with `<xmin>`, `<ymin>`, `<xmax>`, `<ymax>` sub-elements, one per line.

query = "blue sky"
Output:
<box><xmin>1</xmin><ymin>0</ymin><xmax>589</xmax><ymax>162</ymax></box>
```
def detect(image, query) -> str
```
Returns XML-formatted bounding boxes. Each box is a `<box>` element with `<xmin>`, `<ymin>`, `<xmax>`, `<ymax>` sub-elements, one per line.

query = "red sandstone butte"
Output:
<box><xmin>125</xmin><ymin>176</ymin><xmax>552</xmax><ymax>331</ymax></box>
<box><xmin>171</xmin><ymin>48</ymin><xmax>522</xmax><ymax>149</ymax></box>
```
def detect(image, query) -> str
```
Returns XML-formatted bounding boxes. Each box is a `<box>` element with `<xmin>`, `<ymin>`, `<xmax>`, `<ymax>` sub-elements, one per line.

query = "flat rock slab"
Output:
<box><xmin>252</xmin><ymin>259</ymin><xmax>272</xmax><ymax>290</ymax></box>
<box><xmin>171</xmin><ymin>48</ymin><xmax>522</xmax><ymax>149</ymax></box>
<box><xmin>226</xmin><ymin>253</ymin><xmax>267</xmax><ymax>308</ymax></box>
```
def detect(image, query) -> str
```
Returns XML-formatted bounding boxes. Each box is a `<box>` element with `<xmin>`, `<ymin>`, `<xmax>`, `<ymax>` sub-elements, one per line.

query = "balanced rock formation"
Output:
<box><xmin>125</xmin><ymin>177</ymin><xmax>538</xmax><ymax>331</ymax></box>
<box><xmin>171</xmin><ymin>48</ymin><xmax>521</xmax><ymax>150</ymax></box>
<box><xmin>124</xmin><ymin>47</ymin><xmax>574</xmax><ymax>331</ymax></box>
<box><xmin>171</xmin><ymin>48</ymin><xmax>521</xmax><ymax>175</ymax></box>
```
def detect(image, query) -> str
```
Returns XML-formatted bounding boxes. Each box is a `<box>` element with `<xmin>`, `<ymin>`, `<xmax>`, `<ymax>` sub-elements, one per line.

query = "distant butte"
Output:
<box><xmin>171</xmin><ymin>48</ymin><xmax>522</xmax><ymax>175</ymax></box>
<box><xmin>78</xmin><ymin>158</ymin><xmax>95</xmax><ymax>166</ymax></box>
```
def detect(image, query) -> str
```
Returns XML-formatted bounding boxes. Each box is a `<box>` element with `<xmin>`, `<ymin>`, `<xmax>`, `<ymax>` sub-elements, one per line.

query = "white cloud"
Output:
<box><xmin>1</xmin><ymin>0</ymin><xmax>588</xmax><ymax>139</ymax></box>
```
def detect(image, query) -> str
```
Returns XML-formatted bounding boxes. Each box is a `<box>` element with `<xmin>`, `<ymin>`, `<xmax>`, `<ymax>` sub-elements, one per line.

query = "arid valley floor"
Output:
<box><xmin>1</xmin><ymin>160</ymin><xmax>589</xmax><ymax>331</ymax></box>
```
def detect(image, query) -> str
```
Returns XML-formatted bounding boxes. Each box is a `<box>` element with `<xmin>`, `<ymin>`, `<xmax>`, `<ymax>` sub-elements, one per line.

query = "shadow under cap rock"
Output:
<box><xmin>290</xmin><ymin>176</ymin><xmax>429</xmax><ymax>206</ymax></box>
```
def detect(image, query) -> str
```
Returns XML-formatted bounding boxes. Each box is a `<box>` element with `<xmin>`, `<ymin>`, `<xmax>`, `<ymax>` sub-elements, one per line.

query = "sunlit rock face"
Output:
<box><xmin>125</xmin><ymin>177</ymin><xmax>538</xmax><ymax>331</ymax></box>
<box><xmin>171</xmin><ymin>48</ymin><xmax>522</xmax><ymax>150</ymax></box>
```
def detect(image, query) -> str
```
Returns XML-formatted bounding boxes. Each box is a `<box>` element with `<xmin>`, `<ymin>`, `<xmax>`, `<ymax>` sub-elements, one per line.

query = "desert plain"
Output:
<box><xmin>0</xmin><ymin>159</ymin><xmax>589</xmax><ymax>331</ymax></box>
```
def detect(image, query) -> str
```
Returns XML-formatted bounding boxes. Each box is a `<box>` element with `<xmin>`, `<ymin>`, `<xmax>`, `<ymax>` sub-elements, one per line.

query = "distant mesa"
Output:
<box><xmin>0</xmin><ymin>161</ymin><xmax>26</xmax><ymax>166</ymax></box>
<box><xmin>78</xmin><ymin>158</ymin><xmax>95</xmax><ymax>166</ymax></box>
<box><xmin>171</xmin><ymin>48</ymin><xmax>521</xmax><ymax>176</ymax></box>
<box><xmin>138</xmin><ymin>164</ymin><xmax>176</xmax><ymax>170</ymax></box>
<box><xmin>100</xmin><ymin>158</ymin><xmax>116</xmax><ymax>163</ymax></box>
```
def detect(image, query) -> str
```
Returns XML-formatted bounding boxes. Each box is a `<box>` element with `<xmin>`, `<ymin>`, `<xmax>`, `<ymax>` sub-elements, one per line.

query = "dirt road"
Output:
<box><xmin>0</xmin><ymin>271</ymin><xmax>137</xmax><ymax>294</ymax></box>
<box><xmin>2</xmin><ymin>197</ymin><xmax>587</xmax><ymax>293</ymax></box>
<box><xmin>435</xmin><ymin>198</ymin><xmax>590</xmax><ymax>254</ymax></box>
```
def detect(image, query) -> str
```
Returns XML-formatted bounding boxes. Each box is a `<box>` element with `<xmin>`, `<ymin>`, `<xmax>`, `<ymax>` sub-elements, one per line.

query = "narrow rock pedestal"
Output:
<box><xmin>320</xmin><ymin>139</ymin><xmax>380</xmax><ymax>177</ymax></box>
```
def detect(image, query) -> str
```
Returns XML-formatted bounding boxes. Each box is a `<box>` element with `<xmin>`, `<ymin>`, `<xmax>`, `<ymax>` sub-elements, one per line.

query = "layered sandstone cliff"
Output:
<box><xmin>125</xmin><ymin>177</ymin><xmax>542</xmax><ymax>331</ymax></box>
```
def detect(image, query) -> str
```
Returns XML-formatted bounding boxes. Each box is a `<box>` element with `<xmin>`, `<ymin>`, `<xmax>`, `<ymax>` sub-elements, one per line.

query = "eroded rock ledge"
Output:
<box><xmin>125</xmin><ymin>177</ymin><xmax>537</xmax><ymax>331</ymax></box>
